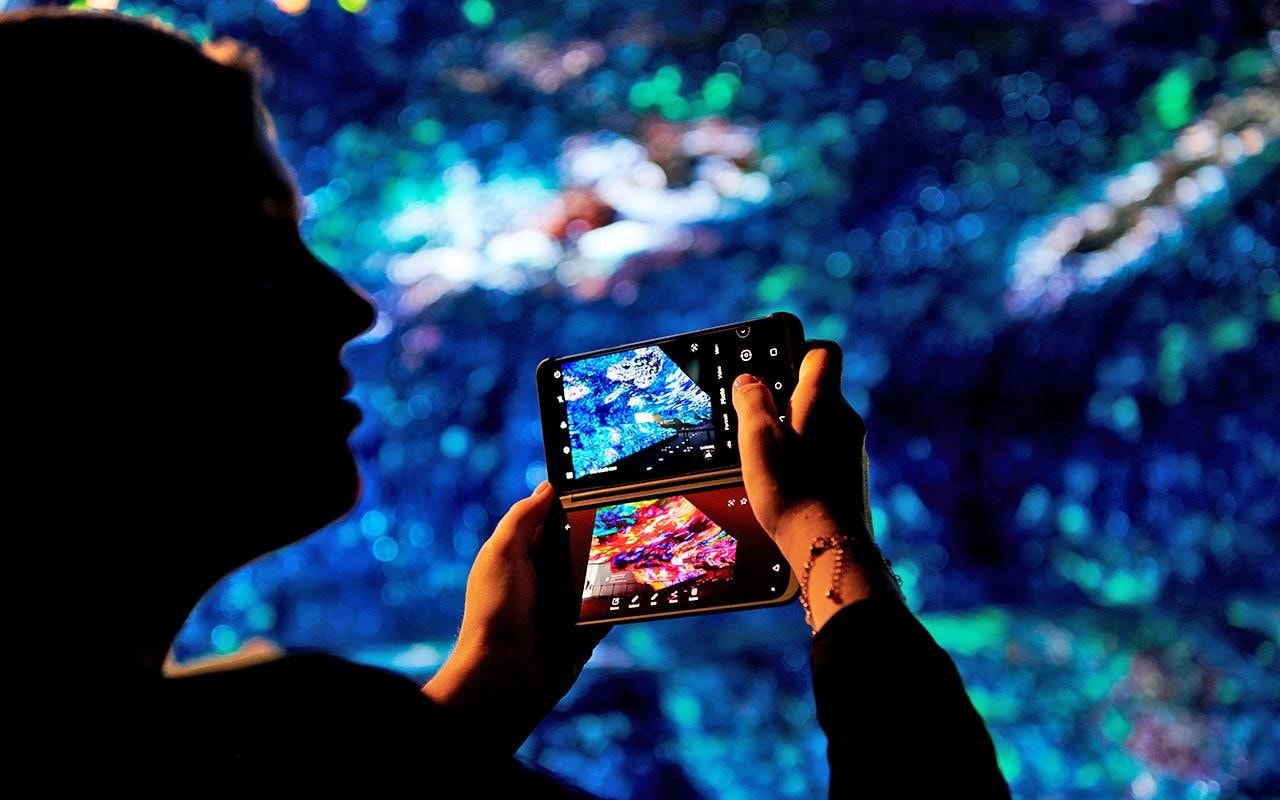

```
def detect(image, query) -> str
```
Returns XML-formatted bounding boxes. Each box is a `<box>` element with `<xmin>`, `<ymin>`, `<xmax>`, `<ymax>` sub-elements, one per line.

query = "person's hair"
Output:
<box><xmin>1</xmin><ymin>8</ymin><xmax>269</xmax><ymax>236</ymax></box>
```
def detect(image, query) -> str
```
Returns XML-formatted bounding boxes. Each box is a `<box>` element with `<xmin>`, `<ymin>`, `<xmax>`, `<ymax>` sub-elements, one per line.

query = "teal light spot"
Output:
<box><xmin>247</xmin><ymin>603</ymin><xmax>277</xmax><ymax>632</ymax></box>
<box><xmin>1209</xmin><ymin>317</ymin><xmax>1254</xmax><ymax>352</ymax></box>
<box><xmin>622</xmin><ymin>627</ymin><xmax>657</xmax><ymax>659</ymax></box>
<box><xmin>757</xmin><ymin>264</ymin><xmax>802</xmax><ymax>303</ymax></box>
<box><xmin>1269</xmin><ymin>294</ymin><xmax>1280</xmax><ymax>322</ymax></box>
<box><xmin>412</xmin><ymin>118</ymin><xmax>443</xmax><ymax>145</ymax></box>
<box><xmin>664</xmin><ymin>692</ymin><xmax>701</xmax><ymax>728</ymax></box>
<box><xmin>1257</xmin><ymin>641</ymin><xmax>1276</xmax><ymax>666</ymax></box>
<box><xmin>1112</xmin><ymin>395</ymin><xmax>1139</xmax><ymax>429</ymax></box>
<box><xmin>1102</xmin><ymin>708</ymin><xmax>1130</xmax><ymax>742</ymax></box>
<box><xmin>703</xmin><ymin>72</ymin><xmax>741</xmax><ymax>111</ymax></box>
<box><xmin>461</xmin><ymin>0</ymin><xmax>495</xmax><ymax>28</ymax></box>
<box><xmin>372</xmin><ymin>536</ymin><xmax>400</xmax><ymax>563</ymax></box>
<box><xmin>211</xmin><ymin>624</ymin><xmax>239</xmax><ymax>654</ymax></box>
<box><xmin>1098</xmin><ymin>570</ymin><xmax>1157</xmax><ymax>606</ymax></box>
<box><xmin>361</xmin><ymin>509</ymin><xmax>388</xmax><ymax>538</ymax></box>
<box><xmin>1218</xmin><ymin>677</ymin><xmax>1243</xmax><ymax>704</ymax></box>
<box><xmin>920</xmin><ymin>607</ymin><xmax>1010</xmax><ymax>656</ymax></box>
<box><xmin>440</xmin><ymin>425</ymin><xmax>470</xmax><ymax>458</ymax></box>
<box><xmin>967</xmin><ymin>688</ymin><xmax>1019</xmax><ymax>722</ymax></box>
<box><xmin>813</xmin><ymin>314</ymin><xmax>848</xmax><ymax>342</ymax></box>
<box><xmin>659</xmin><ymin>95</ymin><xmax>691</xmax><ymax>120</ymax></box>
<box><xmin>1056</xmin><ymin>503</ymin><xmax>1091</xmax><ymax>540</ymax></box>
<box><xmin>1077</xmin><ymin>763</ymin><xmax>1104</xmax><ymax>788</ymax></box>
<box><xmin>993</xmin><ymin>735</ymin><xmax>1022</xmax><ymax>782</ymax></box>
<box><xmin>870</xmin><ymin>505</ymin><xmax>889</xmax><ymax>539</ymax></box>
<box><xmin>1227</xmin><ymin>49</ymin><xmax>1269</xmax><ymax>82</ymax></box>
<box><xmin>1016</xmin><ymin>485</ymin><xmax>1051</xmax><ymax>527</ymax></box>
<box><xmin>1152</xmin><ymin>66</ymin><xmax>1194</xmax><ymax>129</ymax></box>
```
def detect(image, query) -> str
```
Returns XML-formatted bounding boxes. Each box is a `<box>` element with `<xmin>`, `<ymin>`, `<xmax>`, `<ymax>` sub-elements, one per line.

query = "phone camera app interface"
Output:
<box><xmin>568</xmin><ymin>486</ymin><xmax>790</xmax><ymax>622</ymax></box>
<box><xmin>547</xmin><ymin>322</ymin><xmax>792</xmax><ymax>488</ymax></box>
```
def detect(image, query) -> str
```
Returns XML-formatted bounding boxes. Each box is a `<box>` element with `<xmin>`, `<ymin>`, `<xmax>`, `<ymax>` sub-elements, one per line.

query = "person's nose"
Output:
<box><xmin>311</xmin><ymin>252</ymin><xmax>377</xmax><ymax>345</ymax></box>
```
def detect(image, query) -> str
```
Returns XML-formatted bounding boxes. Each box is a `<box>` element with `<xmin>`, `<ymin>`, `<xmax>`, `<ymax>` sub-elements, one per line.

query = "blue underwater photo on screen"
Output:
<box><xmin>562</xmin><ymin>346</ymin><xmax>713</xmax><ymax>477</ymax></box>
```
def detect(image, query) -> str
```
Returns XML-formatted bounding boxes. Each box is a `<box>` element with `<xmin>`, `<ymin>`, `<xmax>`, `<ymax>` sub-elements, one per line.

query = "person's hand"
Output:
<box><xmin>423</xmin><ymin>481</ymin><xmax>608</xmax><ymax>754</ymax></box>
<box><xmin>732</xmin><ymin>341</ymin><xmax>900</xmax><ymax>631</ymax></box>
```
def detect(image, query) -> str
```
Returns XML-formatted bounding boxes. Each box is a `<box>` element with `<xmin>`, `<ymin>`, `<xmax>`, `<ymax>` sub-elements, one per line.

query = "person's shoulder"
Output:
<box><xmin>164</xmin><ymin>648</ymin><xmax>426</xmax><ymax>714</ymax></box>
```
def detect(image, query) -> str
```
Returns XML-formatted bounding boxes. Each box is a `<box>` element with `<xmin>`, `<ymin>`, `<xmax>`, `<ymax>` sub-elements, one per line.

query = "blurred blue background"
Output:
<box><xmin>42</xmin><ymin>0</ymin><xmax>1280</xmax><ymax>795</ymax></box>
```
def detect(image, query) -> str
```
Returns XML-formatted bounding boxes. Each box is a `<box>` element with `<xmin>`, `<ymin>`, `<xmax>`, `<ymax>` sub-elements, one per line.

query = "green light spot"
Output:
<box><xmin>1209</xmin><ymin>317</ymin><xmax>1253</xmax><ymax>352</ymax></box>
<box><xmin>338</xmin><ymin>0</ymin><xmax>369</xmax><ymax>13</ymax></box>
<box><xmin>652</xmin><ymin>65</ymin><xmax>682</xmax><ymax>95</ymax></box>
<box><xmin>758</xmin><ymin>264</ymin><xmax>803</xmax><ymax>304</ymax></box>
<box><xmin>703</xmin><ymin>72</ymin><xmax>741</xmax><ymax>111</ymax></box>
<box><xmin>1270</xmin><ymin>294</ymin><xmax>1280</xmax><ymax>322</ymax></box>
<box><xmin>1152</xmin><ymin>66</ymin><xmax>1194</xmax><ymax>129</ymax></box>
<box><xmin>659</xmin><ymin>95</ymin><xmax>690</xmax><ymax>121</ymax></box>
<box><xmin>920</xmin><ymin>607</ymin><xmax>1010</xmax><ymax>656</ymax></box>
<box><xmin>993</xmin><ymin>736</ymin><xmax>1022</xmax><ymax>782</ymax></box>
<box><xmin>629</xmin><ymin>81</ymin><xmax>657</xmax><ymax>109</ymax></box>
<box><xmin>461</xmin><ymin>0</ymin><xmax>495</xmax><ymax>27</ymax></box>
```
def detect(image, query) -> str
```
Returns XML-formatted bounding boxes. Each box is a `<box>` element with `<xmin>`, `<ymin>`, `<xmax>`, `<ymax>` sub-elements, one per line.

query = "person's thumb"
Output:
<box><xmin>732</xmin><ymin>373</ymin><xmax>785</xmax><ymax>481</ymax></box>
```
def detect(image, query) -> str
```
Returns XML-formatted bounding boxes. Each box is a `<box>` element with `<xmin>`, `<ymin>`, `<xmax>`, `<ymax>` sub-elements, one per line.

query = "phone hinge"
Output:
<box><xmin>561</xmin><ymin>468</ymin><xmax>745</xmax><ymax>509</ymax></box>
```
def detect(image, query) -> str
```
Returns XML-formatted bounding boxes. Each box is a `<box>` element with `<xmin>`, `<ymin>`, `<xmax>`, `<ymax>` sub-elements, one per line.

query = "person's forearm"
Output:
<box><xmin>422</xmin><ymin>643</ymin><xmax>544</xmax><ymax>757</ymax></box>
<box><xmin>810</xmin><ymin>599</ymin><xmax>1011</xmax><ymax>798</ymax></box>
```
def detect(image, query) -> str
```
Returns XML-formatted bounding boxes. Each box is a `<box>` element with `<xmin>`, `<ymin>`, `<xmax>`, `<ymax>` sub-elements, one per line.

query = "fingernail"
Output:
<box><xmin>532</xmin><ymin>480</ymin><xmax>552</xmax><ymax>496</ymax></box>
<box><xmin>734</xmin><ymin>374</ymin><xmax>761</xmax><ymax>388</ymax></box>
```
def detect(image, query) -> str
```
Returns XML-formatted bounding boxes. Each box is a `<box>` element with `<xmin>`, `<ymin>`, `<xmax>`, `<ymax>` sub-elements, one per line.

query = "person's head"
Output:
<box><xmin>2</xmin><ymin>9</ymin><xmax>375</xmax><ymax>598</ymax></box>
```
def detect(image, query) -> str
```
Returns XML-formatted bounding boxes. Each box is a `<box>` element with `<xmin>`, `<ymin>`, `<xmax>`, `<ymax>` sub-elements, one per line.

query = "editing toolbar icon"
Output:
<box><xmin>740</xmin><ymin>349</ymin><xmax>753</xmax><ymax>362</ymax></box>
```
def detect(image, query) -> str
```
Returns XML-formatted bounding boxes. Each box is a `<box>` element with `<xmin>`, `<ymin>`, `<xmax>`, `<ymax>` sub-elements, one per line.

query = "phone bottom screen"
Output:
<box><xmin>568</xmin><ymin>485</ymin><xmax>792</xmax><ymax>623</ymax></box>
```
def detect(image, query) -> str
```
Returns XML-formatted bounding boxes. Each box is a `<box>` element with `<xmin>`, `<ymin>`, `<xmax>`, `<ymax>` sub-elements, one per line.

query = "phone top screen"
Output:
<box><xmin>538</xmin><ymin>314</ymin><xmax>801</xmax><ymax>493</ymax></box>
<box><xmin>567</xmin><ymin>483</ymin><xmax>795</xmax><ymax>623</ymax></box>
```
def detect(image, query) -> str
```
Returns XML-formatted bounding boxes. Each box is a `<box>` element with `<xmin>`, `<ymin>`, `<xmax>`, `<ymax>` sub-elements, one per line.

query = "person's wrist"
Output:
<box><xmin>771</xmin><ymin>501</ymin><xmax>856</xmax><ymax>570</ymax></box>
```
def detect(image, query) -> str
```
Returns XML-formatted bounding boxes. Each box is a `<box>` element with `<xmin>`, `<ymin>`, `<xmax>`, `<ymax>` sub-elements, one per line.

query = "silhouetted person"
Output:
<box><xmin>3</xmin><ymin>8</ymin><xmax>1008</xmax><ymax>795</ymax></box>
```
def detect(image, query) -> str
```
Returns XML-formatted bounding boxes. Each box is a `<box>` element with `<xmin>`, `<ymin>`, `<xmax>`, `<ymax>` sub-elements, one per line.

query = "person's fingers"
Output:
<box><xmin>733</xmin><ymin>373</ymin><xmax>785</xmax><ymax>475</ymax></box>
<box><xmin>788</xmin><ymin>341</ymin><xmax>843</xmax><ymax>435</ymax></box>
<box><xmin>490</xmin><ymin>481</ymin><xmax>555</xmax><ymax>552</ymax></box>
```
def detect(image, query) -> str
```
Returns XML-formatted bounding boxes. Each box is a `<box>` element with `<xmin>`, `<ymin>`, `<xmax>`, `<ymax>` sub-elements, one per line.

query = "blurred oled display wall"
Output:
<box><xmin>29</xmin><ymin>0</ymin><xmax>1279</xmax><ymax>796</ymax></box>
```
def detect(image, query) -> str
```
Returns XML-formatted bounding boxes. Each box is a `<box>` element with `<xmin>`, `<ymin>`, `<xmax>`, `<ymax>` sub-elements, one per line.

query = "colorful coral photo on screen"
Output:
<box><xmin>583</xmin><ymin>494</ymin><xmax>736</xmax><ymax>601</ymax></box>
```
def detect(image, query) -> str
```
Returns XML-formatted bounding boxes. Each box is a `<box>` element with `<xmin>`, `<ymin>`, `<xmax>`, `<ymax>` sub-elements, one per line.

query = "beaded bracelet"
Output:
<box><xmin>799</xmin><ymin>535</ymin><xmax>903</xmax><ymax>633</ymax></box>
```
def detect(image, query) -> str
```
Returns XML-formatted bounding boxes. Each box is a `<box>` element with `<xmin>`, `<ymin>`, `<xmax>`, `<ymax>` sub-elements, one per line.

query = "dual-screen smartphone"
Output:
<box><xmin>536</xmin><ymin>313</ymin><xmax>804</xmax><ymax>625</ymax></box>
